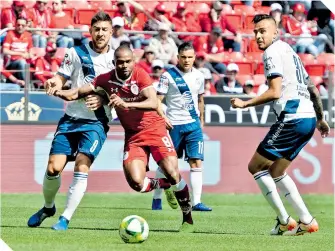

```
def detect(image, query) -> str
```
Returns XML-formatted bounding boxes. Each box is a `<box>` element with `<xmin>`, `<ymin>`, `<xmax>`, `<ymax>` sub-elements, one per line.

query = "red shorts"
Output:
<box><xmin>123</xmin><ymin>124</ymin><xmax>176</xmax><ymax>167</ymax></box>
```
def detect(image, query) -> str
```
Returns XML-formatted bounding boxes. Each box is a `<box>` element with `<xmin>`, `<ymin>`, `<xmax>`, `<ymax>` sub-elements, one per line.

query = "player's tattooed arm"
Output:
<box><xmin>198</xmin><ymin>94</ymin><xmax>205</xmax><ymax>127</ymax></box>
<box><xmin>305</xmin><ymin>77</ymin><xmax>324</xmax><ymax>120</ymax></box>
<box><xmin>54</xmin><ymin>84</ymin><xmax>94</xmax><ymax>101</ymax></box>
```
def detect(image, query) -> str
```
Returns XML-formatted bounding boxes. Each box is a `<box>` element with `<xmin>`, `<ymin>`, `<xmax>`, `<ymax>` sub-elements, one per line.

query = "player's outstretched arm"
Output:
<box><xmin>45</xmin><ymin>74</ymin><xmax>67</xmax><ymax>96</ymax></box>
<box><xmin>306</xmin><ymin>77</ymin><xmax>330</xmax><ymax>138</ymax></box>
<box><xmin>54</xmin><ymin>84</ymin><xmax>94</xmax><ymax>101</ymax></box>
<box><xmin>231</xmin><ymin>77</ymin><xmax>282</xmax><ymax>108</ymax></box>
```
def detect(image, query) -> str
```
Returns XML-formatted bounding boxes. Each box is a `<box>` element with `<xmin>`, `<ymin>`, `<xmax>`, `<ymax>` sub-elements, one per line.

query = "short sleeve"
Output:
<box><xmin>57</xmin><ymin>48</ymin><xmax>78</xmax><ymax>80</ymax></box>
<box><xmin>263</xmin><ymin>49</ymin><xmax>283</xmax><ymax>78</ymax></box>
<box><xmin>137</xmin><ymin>68</ymin><xmax>153</xmax><ymax>92</ymax></box>
<box><xmin>3</xmin><ymin>31</ymin><xmax>12</xmax><ymax>49</ymax></box>
<box><xmin>156</xmin><ymin>72</ymin><xmax>170</xmax><ymax>95</ymax></box>
<box><xmin>198</xmin><ymin>74</ymin><xmax>205</xmax><ymax>95</ymax></box>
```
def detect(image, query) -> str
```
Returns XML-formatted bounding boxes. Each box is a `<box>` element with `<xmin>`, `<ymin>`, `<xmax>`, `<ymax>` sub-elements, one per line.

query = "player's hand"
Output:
<box><xmin>45</xmin><ymin>78</ymin><xmax>59</xmax><ymax>96</ymax></box>
<box><xmin>16</xmin><ymin>79</ymin><xmax>25</xmax><ymax>87</ymax></box>
<box><xmin>231</xmin><ymin>97</ymin><xmax>246</xmax><ymax>108</ymax></box>
<box><xmin>163</xmin><ymin>116</ymin><xmax>173</xmax><ymax>130</ymax></box>
<box><xmin>109</xmin><ymin>94</ymin><xmax>128</xmax><ymax>109</ymax></box>
<box><xmin>85</xmin><ymin>94</ymin><xmax>103</xmax><ymax>111</ymax></box>
<box><xmin>316</xmin><ymin>119</ymin><xmax>330</xmax><ymax>138</ymax></box>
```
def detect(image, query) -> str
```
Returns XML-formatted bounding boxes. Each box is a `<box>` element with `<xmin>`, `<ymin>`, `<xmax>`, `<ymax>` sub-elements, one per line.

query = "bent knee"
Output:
<box><xmin>129</xmin><ymin>179</ymin><xmax>143</xmax><ymax>192</ymax></box>
<box><xmin>47</xmin><ymin>158</ymin><xmax>65</xmax><ymax>176</ymax></box>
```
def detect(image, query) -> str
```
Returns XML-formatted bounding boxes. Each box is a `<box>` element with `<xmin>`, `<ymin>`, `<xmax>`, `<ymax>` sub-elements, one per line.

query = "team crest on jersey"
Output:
<box><xmin>182</xmin><ymin>91</ymin><xmax>194</xmax><ymax>110</ymax></box>
<box><xmin>130</xmin><ymin>84</ymin><xmax>139</xmax><ymax>95</ymax></box>
<box><xmin>123</xmin><ymin>151</ymin><xmax>129</xmax><ymax>160</ymax></box>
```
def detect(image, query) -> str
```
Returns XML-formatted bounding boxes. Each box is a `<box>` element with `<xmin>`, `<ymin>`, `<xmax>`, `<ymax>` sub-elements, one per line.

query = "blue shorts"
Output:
<box><xmin>257</xmin><ymin>118</ymin><xmax>316</xmax><ymax>161</ymax></box>
<box><xmin>169</xmin><ymin>120</ymin><xmax>204</xmax><ymax>161</ymax></box>
<box><xmin>50</xmin><ymin>114</ymin><xmax>109</xmax><ymax>162</ymax></box>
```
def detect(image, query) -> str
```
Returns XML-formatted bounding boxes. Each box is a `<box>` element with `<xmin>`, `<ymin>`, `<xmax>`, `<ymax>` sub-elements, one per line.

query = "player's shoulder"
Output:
<box><xmin>264</xmin><ymin>40</ymin><xmax>287</xmax><ymax>56</ymax></box>
<box><xmin>192</xmin><ymin>68</ymin><xmax>205</xmax><ymax>79</ymax></box>
<box><xmin>64</xmin><ymin>47</ymin><xmax>79</xmax><ymax>61</ymax></box>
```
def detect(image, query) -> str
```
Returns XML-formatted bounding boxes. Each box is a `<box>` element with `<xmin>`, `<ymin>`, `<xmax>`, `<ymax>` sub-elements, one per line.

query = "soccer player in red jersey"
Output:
<box><xmin>52</xmin><ymin>45</ymin><xmax>194</xmax><ymax>232</ymax></box>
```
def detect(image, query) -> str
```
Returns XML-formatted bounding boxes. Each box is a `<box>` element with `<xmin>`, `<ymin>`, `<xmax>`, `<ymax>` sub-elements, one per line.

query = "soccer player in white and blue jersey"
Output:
<box><xmin>153</xmin><ymin>42</ymin><xmax>212</xmax><ymax>211</ymax></box>
<box><xmin>27</xmin><ymin>11</ymin><xmax>115</xmax><ymax>231</ymax></box>
<box><xmin>231</xmin><ymin>14</ymin><xmax>330</xmax><ymax>236</ymax></box>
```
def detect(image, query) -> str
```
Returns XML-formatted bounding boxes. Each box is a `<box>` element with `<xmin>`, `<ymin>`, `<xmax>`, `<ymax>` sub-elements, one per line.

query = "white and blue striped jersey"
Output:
<box><xmin>58</xmin><ymin>44</ymin><xmax>115</xmax><ymax>120</ymax></box>
<box><xmin>263</xmin><ymin>40</ymin><xmax>315</xmax><ymax>122</ymax></box>
<box><xmin>156</xmin><ymin>66</ymin><xmax>204</xmax><ymax>125</ymax></box>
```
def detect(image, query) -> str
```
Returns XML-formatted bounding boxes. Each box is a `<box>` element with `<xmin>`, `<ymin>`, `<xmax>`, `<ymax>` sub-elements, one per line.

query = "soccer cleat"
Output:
<box><xmin>152</xmin><ymin>199</ymin><xmax>162</xmax><ymax>210</ymax></box>
<box><xmin>164</xmin><ymin>188</ymin><xmax>178</xmax><ymax>209</ymax></box>
<box><xmin>192</xmin><ymin>203</ymin><xmax>212</xmax><ymax>211</ymax></box>
<box><xmin>283</xmin><ymin>218</ymin><xmax>319</xmax><ymax>236</ymax></box>
<box><xmin>270</xmin><ymin>216</ymin><xmax>297</xmax><ymax>235</ymax></box>
<box><xmin>51</xmin><ymin>216</ymin><xmax>70</xmax><ymax>231</ymax></box>
<box><xmin>179</xmin><ymin>222</ymin><xmax>195</xmax><ymax>233</ymax></box>
<box><xmin>27</xmin><ymin>205</ymin><xmax>56</xmax><ymax>227</ymax></box>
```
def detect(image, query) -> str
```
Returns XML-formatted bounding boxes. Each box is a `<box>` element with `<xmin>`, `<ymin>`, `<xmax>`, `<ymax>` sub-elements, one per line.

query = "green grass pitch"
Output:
<box><xmin>1</xmin><ymin>194</ymin><xmax>333</xmax><ymax>251</ymax></box>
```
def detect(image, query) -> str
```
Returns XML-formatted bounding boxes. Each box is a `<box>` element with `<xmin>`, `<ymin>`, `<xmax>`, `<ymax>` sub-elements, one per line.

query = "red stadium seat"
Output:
<box><xmin>245</xmin><ymin>52</ymin><xmax>263</xmax><ymax>62</ymax></box>
<box><xmin>24</xmin><ymin>0</ymin><xmax>36</xmax><ymax>8</ymax></box>
<box><xmin>77</xmin><ymin>9</ymin><xmax>98</xmax><ymax>25</ymax></box>
<box><xmin>235</xmin><ymin>62</ymin><xmax>254</xmax><ymax>75</ymax></box>
<box><xmin>31</xmin><ymin>47</ymin><xmax>46</xmax><ymax>58</ymax></box>
<box><xmin>138</xmin><ymin>1</ymin><xmax>158</xmax><ymax>13</ymax></box>
<box><xmin>256</xmin><ymin>6</ymin><xmax>271</xmax><ymax>14</ymax></box>
<box><xmin>298</xmin><ymin>53</ymin><xmax>316</xmax><ymax>65</ymax></box>
<box><xmin>236</xmin><ymin>74</ymin><xmax>252</xmax><ymax>85</ymax></box>
<box><xmin>248</xmin><ymin>38</ymin><xmax>262</xmax><ymax>52</ymax></box>
<box><xmin>316</xmin><ymin>53</ymin><xmax>335</xmax><ymax>65</ymax></box>
<box><xmin>54</xmin><ymin>48</ymin><xmax>67</xmax><ymax>62</ymax></box>
<box><xmin>309</xmin><ymin>76</ymin><xmax>323</xmax><ymax>86</ymax></box>
<box><xmin>90</xmin><ymin>0</ymin><xmax>114</xmax><ymax>10</ymax></box>
<box><xmin>253</xmin><ymin>74</ymin><xmax>266</xmax><ymax>86</ymax></box>
<box><xmin>225</xmin><ymin>13</ymin><xmax>243</xmax><ymax>30</ymax></box>
<box><xmin>63</xmin><ymin>8</ymin><xmax>76</xmax><ymax>19</ymax></box>
<box><xmin>233</xmin><ymin>5</ymin><xmax>255</xmax><ymax>15</ymax></box>
<box><xmin>189</xmin><ymin>3</ymin><xmax>211</xmax><ymax>14</ymax></box>
<box><xmin>65</xmin><ymin>0</ymin><xmax>89</xmax><ymax>9</ymax></box>
<box><xmin>244</xmin><ymin>14</ymin><xmax>255</xmax><ymax>29</ymax></box>
<box><xmin>255</xmin><ymin>62</ymin><xmax>264</xmax><ymax>74</ymax></box>
<box><xmin>221</xmin><ymin>4</ymin><xmax>233</xmax><ymax>14</ymax></box>
<box><xmin>163</xmin><ymin>2</ymin><xmax>178</xmax><ymax>13</ymax></box>
<box><xmin>225</xmin><ymin>52</ymin><xmax>244</xmax><ymax>62</ymax></box>
<box><xmin>105</xmin><ymin>9</ymin><xmax>116</xmax><ymax>18</ymax></box>
<box><xmin>305</xmin><ymin>63</ymin><xmax>327</xmax><ymax>76</ymax></box>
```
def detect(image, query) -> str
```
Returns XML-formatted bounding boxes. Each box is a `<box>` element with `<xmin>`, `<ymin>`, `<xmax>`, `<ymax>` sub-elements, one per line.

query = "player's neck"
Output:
<box><xmin>177</xmin><ymin>65</ymin><xmax>192</xmax><ymax>73</ymax></box>
<box><xmin>115</xmin><ymin>70</ymin><xmax>132</xmax><ymax>83</ymax></box>
<box><xmin>89</xmin><ymin>42</ymin><xmax>110</xmax><ymax>54</ymax></box>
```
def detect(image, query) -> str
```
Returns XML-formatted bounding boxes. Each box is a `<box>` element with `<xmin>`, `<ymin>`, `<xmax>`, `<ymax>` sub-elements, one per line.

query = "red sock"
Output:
<box><xmin>174</xmin><ymin>185</ymin><xmax>193</xmax><ymax>224</ymax></box>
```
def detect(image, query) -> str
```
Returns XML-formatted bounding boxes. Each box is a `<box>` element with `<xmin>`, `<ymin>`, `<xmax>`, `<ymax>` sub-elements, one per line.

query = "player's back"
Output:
<box><xmin>58</xmin><ymin>44</ymin><xmax>115</xmax><ymax>121</ymax></box>
<box><xmin>158</xmin><ymin>66</ymin><xmax>204</xmax><ymax>125</ymax></box>
<box><xmin>263</xmin><ymin>40</ymin><xmax>315</xmax><ymax>122</ymax></box>
<box><xmin>94</xmin><ymin>66</ymin><xmax>165</xmax><ymax>133</ymax></box>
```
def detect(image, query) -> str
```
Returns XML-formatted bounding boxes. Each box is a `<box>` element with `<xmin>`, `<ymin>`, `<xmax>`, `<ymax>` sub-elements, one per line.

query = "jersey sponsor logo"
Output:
<box><xmin>130</xmin><ymin>84</ymin><xmax>139</xmax><ymax>95</ymax></box>
<box><xmin>82</xmin><ymin>63</ymin><xmax>93</xmax><ymax>68</ymax></box>
<box><xmin>182</xmin><ymin>91</ymin><xmax>194</xmax><ymax>111</ymax></box>
<box><xmin>83</xmin><ymin>74</ymin><xmax>95</xmax><ymax>84</ymax></box>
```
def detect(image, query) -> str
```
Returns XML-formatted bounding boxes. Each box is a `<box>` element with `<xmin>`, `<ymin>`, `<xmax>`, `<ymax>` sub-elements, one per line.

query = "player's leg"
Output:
<box><xmin>184</xmin><ymin>124</ymin><xmax>211</xmax><ymax>211</ymax></box>
<box><xmin>249</xmin><ymin>152</ymin><xmax>296</xmax><ymax>235</ymax></box>
<box><xmin>27</xmin><ymin>132</ymin><xmax>75</xmax><ymax>227</ymax></box>
<box><xmin>52</xmin><ymin>129</ymin><xmax>106</xmax><ymax>230</ymax></box>
<box><xmin>152</xmin><ymin>126</ymin><xmax>183</xmax><ymax>210</ymax></box>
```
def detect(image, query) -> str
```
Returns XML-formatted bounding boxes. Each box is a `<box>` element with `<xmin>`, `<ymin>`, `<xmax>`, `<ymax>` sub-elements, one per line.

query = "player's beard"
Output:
<box><xmin>92</xmin><ymin>39</ymin><xmax>109</xmax><ymax>53</ymax></box>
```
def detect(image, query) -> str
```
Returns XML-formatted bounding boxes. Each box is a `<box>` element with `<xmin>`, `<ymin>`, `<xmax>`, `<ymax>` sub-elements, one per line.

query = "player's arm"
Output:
<box><xmin>198</xmin><ymin>94</ymin><xmax>205</xmax><ymax>127</ymax></box>
<box><xmin>54</xmin><ymin>84</ymin><xmax>94</xmax><ymax>101</ymax></box>
<box><xmin>231</xmin><ymin>76</ymin><xmax>282</xmax><ymax>108</ymax></box>
<box><xmin>305</xmin><ymin>76</ymin><xmax>330</xmax><ymax>138</ymax></box>
<box><xmin>156</xmin><ymin>95</ymin><xmax>165</xmax><ymax>117</ymax></box>
<box><xmin>45</xmin><ymin>74</ymin><xmax>68</xmax><ymax>96</ymax></box>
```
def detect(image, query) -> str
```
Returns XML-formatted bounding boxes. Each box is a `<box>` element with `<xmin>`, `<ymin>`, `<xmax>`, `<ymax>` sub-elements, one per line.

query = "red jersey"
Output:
<box><xmin>193</xmin><ymin>35</ymin><xmax>224</xmax><ymax>54</ymax></box>
<box><xmin>91</xmin><ymin>66</ymin><xmax>164</xmax><ymax>133</ymax></box>
<box><xmin>3</xmin><ymin>30</ymin><xmax>33</xmax><ymax>61</ymax></box>
<box><xmin>1</xmin><ymin>8</ymin><xmax>31</xmax><ymax>29</ymax></box>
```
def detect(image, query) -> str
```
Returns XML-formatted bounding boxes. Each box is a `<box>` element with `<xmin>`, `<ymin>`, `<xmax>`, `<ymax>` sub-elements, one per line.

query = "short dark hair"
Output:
<box><xmin>178</xmin><ymin>42</ymin><xmax>194</xmax><ymax>54</ymax></box>
<box><xmin>16</xmin><ymin>16</ymin><xmax>27</xmax><ymax>23</ymax></box>
<box><xmin>114</xmin><ymin>44</ymin><xmax>133</xmax><ymax>58</ymax></box>
<box><xmin>91</xmin><ymin>11</ymin><xmax>112</xmax><ymax>26</ymax></box>
<box><xmin>252</xmin><ymin>14</ymin><xmax>276</xmax><ymax>24</ymax></box>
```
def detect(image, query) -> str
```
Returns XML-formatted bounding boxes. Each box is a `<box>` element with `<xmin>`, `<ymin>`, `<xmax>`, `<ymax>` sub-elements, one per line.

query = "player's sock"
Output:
<box><xmin>153</xmin><ymin>167</ymin><xmax>165</xmax><ymax>199</ymax></box>
<box><xmin>190</xmin><ymin>167</ymin><xmax>203</xmax><ymax>206</ymax></box>
<box><xmin>274</xmin><ymin>173</ymin><xmax>313</xmax><ymax>224</ymax></box>
<box><xmin>140</xmin><ymin>177</ymin><xmax>170</xmax><ymax>193</ymax></box>
<box><xmin>43</xmin><ymin>173</ymin><xmax>61</xmax><ymax>208</ymax></box>
<box><xmin>254</xmin><ymin>170</ymin><xmax>289</xmax><ymax>224</ymax></box>
<box><xmin>171</xmin><ymin>179</ymin><xmax>193</xmax><ymax>224</ymax></box>
<box><xmin>61</xmin><ymin>172</ymin><xmax>88</xmax><ymax>221</ymax></box>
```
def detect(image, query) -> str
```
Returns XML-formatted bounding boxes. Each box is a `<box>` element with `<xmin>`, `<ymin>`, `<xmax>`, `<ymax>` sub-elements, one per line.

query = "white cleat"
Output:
<box><xmin>283</xmin><ymin>218</ymin><xmax>319</xmax><ymax>236</ymax></box>
<box><xmin>270</xmin><ymin>216</ymin><xmax>297</xmax><ymax>235</ymax></box>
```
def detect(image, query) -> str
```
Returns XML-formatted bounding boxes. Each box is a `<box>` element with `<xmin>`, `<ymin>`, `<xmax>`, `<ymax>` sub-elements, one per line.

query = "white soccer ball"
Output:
<box><xmin>119</xmin><ymin>215</ymin><xmax>149</xmax><ymax>243</ymax></box>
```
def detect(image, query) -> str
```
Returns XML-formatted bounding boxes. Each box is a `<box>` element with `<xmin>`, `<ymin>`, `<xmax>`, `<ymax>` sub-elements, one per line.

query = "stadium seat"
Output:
<box><xmin>65</xmin><ymin>0</ymin><xmax>89</xmax><ymax>9</ymax></box>
<box><xmin>235</xmin><ymin>62</ymin><xmax>254</xmax><ymax>75</ymax></box>
<box><xmin>253</xmin><ymin>74</ymin><xmax>266</xmax><ymax>86</ymax></box>
<box><xmin>63</xmin><ymin>8</ymin><xmax>76</xmax><ymax>19</ymax></box>
<box><xmin>248</xmin><ymin>38</ymin><xmax>262</xmax><ymax>52</ymax></box>
<box><xmin>24</xmin><ymin>0</ymin><xmax>36</xmax><ymax>8</ymax></box>
<box><xmin>89</xmin><ymin>0</ymin><xmax>114</xmax><ymax>10</ymax></box>
<box><xmin>245</xmin><ymin>52</ymin><xmax>263</xmax><ymax>62</ymax></box>
<box><xmin>255</xmin><ymin>62</ymin><xmax>264</xmax><ymax>74</ymax></box>
<box><xmin>256</xmin><ymin>6</ymin><xmax>271</xmax><ymax>14</ymax></box>
<box><xmin>221</xmin><ymin>4</ymin><xmax>233</xmax><ymax>14</ymax></box>
<box><xmin>316</xmin><ymin>53</ymin><xmax>335</xmax><ymax>65</ymax></box>
<box><xmin>236</xmin><ymin>74</ymin><xmax>252</xmax><ymax>85</ymax></box>
<box><xmin>138</xmin><ymin>1</ymin><xmax>158</xmax><ymax>13</ymax></box>
<box><xmin>189</xmin><ymin>3</ymin><xmax>211</xmax><ymax>14</ymax></box>
<box><xmin>225</xmin><ymin>52</ymin><xmax>244</xmax><ymax>62</ymax></box>
<box><xmin>298</xmin><ymin>53</ymin><xmax>316</xmax><ymax>65</ymax></box>
<box><xmin>305</xmin><ymin>63</ymin><xmax>327</xmax><ymax>76</ymax></box>
<box><xmin>163</xmin><ymin>2</ymin><xmax>178</xmax><ymax>13</ymax></box>
<box><xmin>309</xmin><ymin>76</ymin><xmax>323</xmax><ymax>86</ymax></box>
<box><xmin>233</xmin><ymin>5</ymin><xmax>255</xmax><ymax>15</ymax></box>
<box><xmin>77</xmin><ymin>9</ymin><xmax>99</xmax><ymax>25</ymax></box>
<box><xmin>54</xmin><ymin>48</ymin><xmax>67</xmax><ymax>62</ymax></box>
<box><xmin>244</xmin><ymin>14</ymin><xmax>255</xmax><ymax>29</ymax></box>
<box><xmin>225</xmin><ymin>14</ymin><xmax>243</xmax><ymax>30</ymax></box>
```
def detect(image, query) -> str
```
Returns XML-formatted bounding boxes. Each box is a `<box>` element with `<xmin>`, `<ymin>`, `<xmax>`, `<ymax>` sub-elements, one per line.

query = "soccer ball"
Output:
<box><xmin>119</xmin><ymin>215</ymin><xmax>149</xmax><ymax>243</ymax></box>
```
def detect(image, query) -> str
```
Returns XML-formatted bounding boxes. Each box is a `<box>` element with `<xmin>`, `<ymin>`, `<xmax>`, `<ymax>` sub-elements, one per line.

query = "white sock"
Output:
<box><xmin>62</xmin><ymin>172</ymin><xmax>88</xmax><ymax>221</ymax></box>
<box><xmin>254</xmin><ymin>170</ymin><xmax>289</xmax><ymax>224</ymax></box>
<box><xmin>43</xmin><ymin>173</ymin><xmax>61</xmax><ymax>208</ymax></box>
<box><xmin>153</xmin><ymin>167</ymin><xmax>165</xmax><ymax>199</ymax></box>
<box><xmin>190</xmin><ymin>167</ymin><xmax>203</xmax><ymax>206</ymax></box>
<box><xmin>171</xmin><ymin>179</ymin><xmax>187</xmax><ymax>192</ymax></box>
<box><xmin>274</xmin><ymin>173</ymin><xmax>313</xmax><ymax>223</ymax></box>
